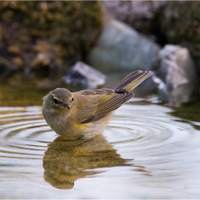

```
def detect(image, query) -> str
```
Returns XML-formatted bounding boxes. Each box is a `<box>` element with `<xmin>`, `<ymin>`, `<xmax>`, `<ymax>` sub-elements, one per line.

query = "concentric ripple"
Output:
<box><xmin>0</xmin><ymin>107</ymin><xmax>53</xmax><ymax>159</ymax></box>
<box><xmin>0</xmin><ymin>99</ymin><xmax>200</xmax><ymax>199</ymax></box>
<box><xmin>103</xmin><ymin>101</ymin><xmax>200</xmax><ymax>198</ymax></box>
<box><xmin>0</xmin><ymin>106</ymin><xmax>55</xmax><ymax>188</ymax></box>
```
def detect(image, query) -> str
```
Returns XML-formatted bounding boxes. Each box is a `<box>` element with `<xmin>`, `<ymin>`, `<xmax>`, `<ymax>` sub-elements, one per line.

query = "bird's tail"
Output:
<box><xmin>113</xmin><ymin>70</ymin><xmax>153</xmax><ymax>92</ymax></box>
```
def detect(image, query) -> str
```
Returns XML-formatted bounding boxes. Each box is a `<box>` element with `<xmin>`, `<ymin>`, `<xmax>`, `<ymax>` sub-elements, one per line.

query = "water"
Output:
<box><xmin>0</xmin><ymin>96</ymin><xmax>200</xmax><ymax>199</ymax></box>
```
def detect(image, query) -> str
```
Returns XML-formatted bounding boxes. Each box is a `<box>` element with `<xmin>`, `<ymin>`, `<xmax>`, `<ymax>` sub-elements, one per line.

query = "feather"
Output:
<box><xmin>78</xmin><ymin>89</ymin><xmax>134</xmax><ymax>124</ymax></box>
<box><xmin>114</xmin><ymin>70</ymin><xmax>153</xmax><ymax>92</ymax></box>
<box><xmin>77</xmin><ymin>70</ymin><xmax>152</xmax><ymax>124</ymax></box>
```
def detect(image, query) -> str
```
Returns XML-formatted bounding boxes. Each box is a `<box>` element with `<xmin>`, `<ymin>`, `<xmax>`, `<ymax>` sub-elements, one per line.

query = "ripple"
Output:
<box><xmin>103</xmin><ymin>102</ymin><xmax>200</xmax><ymax>196</ymax></box>
<box><xmin>106</xmin><ymin>104</ymin><xmax>200</xmax><ymax>153</ymax></box>
<box><xmin>0</xmin><ymin>106</ymin><xmax>53</xmax><ymax>161</ymax></box>
<box><xmin>0</xmin><ymin>100</ymin><xmax>200</xmax><ymax>198</ymax></box>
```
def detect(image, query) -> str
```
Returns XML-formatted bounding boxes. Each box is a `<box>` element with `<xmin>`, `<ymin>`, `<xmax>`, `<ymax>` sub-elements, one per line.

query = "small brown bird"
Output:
<box><xmin>42</xmin><ymin>70</ymin><xmax>152</xmax><ymax>139</ymax></box>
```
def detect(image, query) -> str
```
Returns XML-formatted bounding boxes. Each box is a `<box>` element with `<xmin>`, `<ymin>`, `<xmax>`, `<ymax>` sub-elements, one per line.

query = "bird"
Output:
<box><xmin>42</xmin><ymin>70</ymin><xmax>152</xmax><ymax>139</ymax></box>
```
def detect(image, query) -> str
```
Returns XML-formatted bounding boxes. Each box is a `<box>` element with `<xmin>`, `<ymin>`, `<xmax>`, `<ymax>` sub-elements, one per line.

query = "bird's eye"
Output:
<box><xmin>71</xmin><ymin>97</ymin><xmax>74</xmax><ymax>102</ymax></box>
<box><xmin>53</xmin><ymin>98</ymin><xmax>58</xmax><ymax>104</ymax></box>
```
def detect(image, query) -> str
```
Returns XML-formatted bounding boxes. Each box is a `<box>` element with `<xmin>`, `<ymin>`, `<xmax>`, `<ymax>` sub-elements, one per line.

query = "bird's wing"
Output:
<box><xmin>77</xmin><ymin>89</ymin><xmax>134</xmax><ymax>124</ymax></box>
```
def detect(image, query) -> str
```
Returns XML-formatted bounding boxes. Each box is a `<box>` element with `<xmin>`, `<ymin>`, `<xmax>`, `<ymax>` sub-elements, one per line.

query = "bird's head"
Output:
<box><xmin>42</xmin><ymin>88</ymin><xmax>74</xmax><ymax>114</ymax></box>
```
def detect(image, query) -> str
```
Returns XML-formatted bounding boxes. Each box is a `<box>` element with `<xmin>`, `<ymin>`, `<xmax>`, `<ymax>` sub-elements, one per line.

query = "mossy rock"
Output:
<box><xmin>156</xmin><ymin>1</ymin><xmax>200</xmax><ymax>69</ymax></box>
<box><xmin>0</xmin><ymin>1</ymin><xmax>102</xmax><ymax>82</ymax></box>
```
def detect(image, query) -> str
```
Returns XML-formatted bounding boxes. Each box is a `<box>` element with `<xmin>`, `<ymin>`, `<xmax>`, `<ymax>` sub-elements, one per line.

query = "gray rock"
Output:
<box><xmin>87</xmin><ymin>19</ymin><xmax>160</xmax><ymax>72</ymax></box>
<box><xmin>102</xmin><ymin>1</ymin><xmax>166</xmax><ymax>34</ymax></box>
<box><xmin>153</xmin><ymin>45</ymin><xmax>197</xmax><ymax>107</ymax></box>
<box><xmin>62</xmin><ymin>61</ymin><xmax>106</xmax><ymax>91</ymax></box>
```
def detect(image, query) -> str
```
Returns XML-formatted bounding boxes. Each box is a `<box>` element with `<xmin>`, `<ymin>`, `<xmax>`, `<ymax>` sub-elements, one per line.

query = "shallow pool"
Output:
<box><xmin>0</xmin><ymin>97</ymin><xmax>200</xmax><ymax>199</ymax></box>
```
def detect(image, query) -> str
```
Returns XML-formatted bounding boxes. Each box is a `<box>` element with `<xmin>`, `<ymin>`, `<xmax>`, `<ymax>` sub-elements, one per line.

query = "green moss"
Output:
<box><xmin>0</xmin><ymin>1</ymin><xmax>103</xmax><ymax>82</ymax></box>
<box><xmin>158</xmin><ymin>1</ymin><xmax>200</xmax><ymax>62</ymax></box>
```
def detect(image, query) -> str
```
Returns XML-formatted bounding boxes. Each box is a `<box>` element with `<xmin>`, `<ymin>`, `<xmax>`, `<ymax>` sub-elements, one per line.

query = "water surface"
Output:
<box><xmin>0</xmin><ymin>96</ymin><xmax>200</xmax><ymax>199</ymax></box>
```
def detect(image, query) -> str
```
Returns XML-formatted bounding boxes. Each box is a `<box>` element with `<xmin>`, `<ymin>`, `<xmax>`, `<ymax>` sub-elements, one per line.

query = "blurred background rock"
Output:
<box><xmin>0</xmin><ymin>1</ymin><xmax>200</xmax><ymax>106</ymax></box>
<box><xmin>102</xmin><ymin>1</ymin><xmax>200</xmax><ymax>76</ymax></box>
<box><xmin>97</xmin><ymin>1</ymin><xmax>200</xmax><ymax>105</ymax></box>
<box><xmin>0</xmin><ymin>1</ymin><xmax>102</xmax><ymax>84</ymax></box>
<box><xmin>102</xmin><ymin>1</ymin><xmax>165</xmax><ymax>37</ymax></box>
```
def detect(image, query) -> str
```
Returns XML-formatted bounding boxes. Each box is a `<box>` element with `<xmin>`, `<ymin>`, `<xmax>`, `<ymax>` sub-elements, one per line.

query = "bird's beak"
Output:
<box><xmin>62</xmin><ymin>102</ymin><xmax>70</xmax><ymax>109</ymax></box>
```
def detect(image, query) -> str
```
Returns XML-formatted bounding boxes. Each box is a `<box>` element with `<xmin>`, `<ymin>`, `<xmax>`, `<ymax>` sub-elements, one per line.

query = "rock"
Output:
<box><xmin>156</xmin><ymin>1</ymin><xmax>200</xmax><ymax>72</ymax></box>
<box><xmin>152</xmin><ymin>76</ymin><xmax>169</xmax><ymax>102</ymax></box>
<box><xmin>153</xmin><ymin>45</ymin><xmax>197</xmax><ymax>107</ymax></box>
<box><xmin>0</xmin><ymin>1</ymin><xmax>103</xmax><ymax>81</ymax></box>
<box><xmin>87</xmin><ymin>19</ymin><xmax>160</xmax><ymax>72</ymax></box>
<box><xmin>102</xmin><ymin>1</ymin><xmax>166</xmax><ymax>35</ymax></box>
<box><xmin>62</xmin><ymin>61</ymin><xmax>106</xmax><ymax>91</ymax></box>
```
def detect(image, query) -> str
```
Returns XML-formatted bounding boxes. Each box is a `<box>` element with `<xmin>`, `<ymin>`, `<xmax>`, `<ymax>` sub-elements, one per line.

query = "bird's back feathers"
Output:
<box><xmin>76</xmin><ymin>70</ymin><xmax>152</xmax><ymax>124</ymax></box>
<box><xmin>78</xmin><ymin>90</ymin><xmax>134</xmax><ymax>124</ymax></box>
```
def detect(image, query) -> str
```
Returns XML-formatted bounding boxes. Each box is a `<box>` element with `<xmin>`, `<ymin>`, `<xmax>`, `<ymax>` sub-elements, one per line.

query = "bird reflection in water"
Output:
<box><xmin>43</xmin><ymin>134</ymin><xmax>149</xmax><ymax>189</ymax></box>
